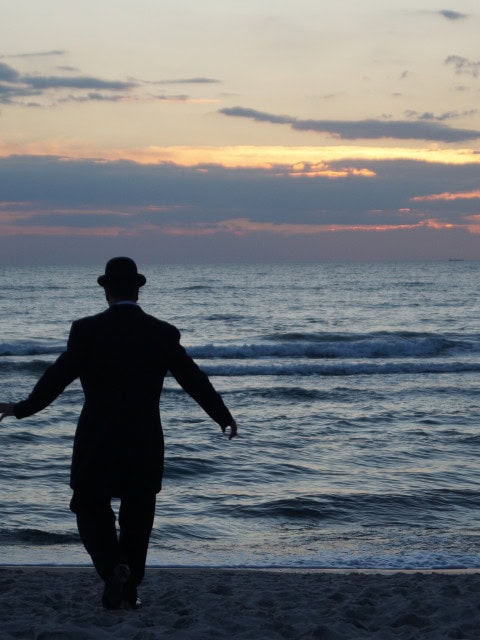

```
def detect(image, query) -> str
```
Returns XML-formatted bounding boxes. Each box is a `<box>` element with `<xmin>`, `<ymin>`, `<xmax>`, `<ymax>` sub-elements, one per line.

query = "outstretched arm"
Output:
<box><xmin>166</xmin><ymin>328</ymin><xmax>238</xmax><ymax>439</ymax></box>
<box><xmin>3</xmin><ymin>322</ymin><xmax>83</xmax><ymax>421</ymax></box>
<box><xmin>0</xmin><ymin>402</ymin><xmax>15</xmax><ymax>421</ymax></box>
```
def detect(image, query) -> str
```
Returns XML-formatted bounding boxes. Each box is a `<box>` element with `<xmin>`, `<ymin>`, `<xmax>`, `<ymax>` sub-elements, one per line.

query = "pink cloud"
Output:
<box><xmin>0</xmin><ymin>211</ymin><xmax>461</xmax><ymax>239</ymax></box>
<box><xmin>161</xmin><ymin>217</ymin><xmax>458</xmax><ymax>237</ymax></box>
<box><xmin>0</xmin><ymin>225</ymin><xmax>126</xmax><ymax>237</ymax></box>
<box><xmin>411</xmin><ymin>189</ymin><xmax>480</xmax><ymax>202</ymax></box>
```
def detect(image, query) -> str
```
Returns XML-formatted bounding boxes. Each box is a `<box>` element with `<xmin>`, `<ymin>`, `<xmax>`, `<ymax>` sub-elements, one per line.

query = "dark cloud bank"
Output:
<box><xmin>1</xmin><ymin>154</ymin><xmax>480</xmax><ymax>225</ymax></box>
<box><xmin>1</xmin><ymin>154</ymin><xmax>479</xmax><ymax>263</ymax></box>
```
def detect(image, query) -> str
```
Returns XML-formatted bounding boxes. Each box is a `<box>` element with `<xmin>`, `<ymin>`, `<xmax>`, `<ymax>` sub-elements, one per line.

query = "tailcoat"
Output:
<box><xmin>14</xmin><ymin>304</ymin><xmax>233</xmax><ymax>495</ymax></box>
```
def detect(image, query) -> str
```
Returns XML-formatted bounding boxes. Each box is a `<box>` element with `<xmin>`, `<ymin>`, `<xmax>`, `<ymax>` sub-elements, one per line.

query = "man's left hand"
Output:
<box><xmin>222</xmin><ymin>419</ymin><xmax>238</xmax><ymax>440</ymax></box>
<box><xmin>0</xmin><ymin>402</ymin><xmax>15</xmax><ymax>421</ymax></box>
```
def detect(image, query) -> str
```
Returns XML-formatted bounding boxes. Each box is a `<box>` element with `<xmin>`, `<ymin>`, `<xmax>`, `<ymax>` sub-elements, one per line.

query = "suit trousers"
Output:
<box><xmin>70</xmin><ymin>491</ymin><xmax>156</xmax><ymax>588</ymax></box>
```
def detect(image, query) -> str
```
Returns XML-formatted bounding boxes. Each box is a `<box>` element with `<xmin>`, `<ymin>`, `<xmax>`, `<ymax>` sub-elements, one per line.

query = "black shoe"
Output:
<box><xmin>102</xmin><ymin>563</ymin><xmax>131</xmax><ymax>610</ymax></box>
<box><xmin>122</xmin><ymin>581</ymin><xmax>141</xmax><ymax>609</ymax></box>
<box><xmin>122</xmin><ymin>596</ymin><xmax>142</xmax><ymax>610</ymax></box>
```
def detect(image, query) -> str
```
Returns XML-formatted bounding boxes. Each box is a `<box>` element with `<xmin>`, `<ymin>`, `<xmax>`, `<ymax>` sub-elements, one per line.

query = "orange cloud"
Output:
<box><xmin>411</xmin><ymin>189</ymin><xmax>480</xmax><ymax>202</ymax></box>
<box><xmin>281</xmin><ymin>162</ymin><xmax>376</xmax><ymax>178</ymax></box>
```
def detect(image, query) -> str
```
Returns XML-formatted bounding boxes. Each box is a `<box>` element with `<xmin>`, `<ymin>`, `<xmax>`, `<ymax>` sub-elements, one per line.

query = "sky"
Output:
<box><xmin>1</xmin><ymin>0</ymin><xmax>480</xmax><ymax>264</ymax></box>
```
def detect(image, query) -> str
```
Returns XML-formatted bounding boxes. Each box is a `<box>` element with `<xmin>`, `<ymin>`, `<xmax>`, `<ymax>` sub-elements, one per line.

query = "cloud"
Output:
<box><xmin>0</xmin><ymin>60</ymin><xmax>220</xmax><ymax>107</ymax></box>
<box><xmin>445</xmin><ymin>55</ymin><xmax>480</xmax><ymax>78</ymax></box>
<box><xmin>219</xmin><ymin>106</ymin><xmax>480</xmax><ymax>142</ymax></box>
<box><xmin>57</xmin><ymin>93</ymin><xmax>131</xmax><ymax>104</ymax></box>
<box><xmin>280</xmin><ymin>162</ymin><xmax>375</xmax><ymax>179</ymax></box>
<box><xmin>0</xmin><ymin>83</ymin><xmax>41</xmax><ymax>105</ymax></box>
<box><xmin>438</xmin><ymin>10</ymin><xmax>468</xmax><ymax>20</ymax></box>
<box><xmin>56</xmin><ymin>92</ymin><xmax>218</xmax><ymax>105</ymax></box>
<box><xmin>1</xmin><ymin>153</ymin><xmax>480</xmax><ymax>262</ymax></box>
<box><xmin>153</xmin><ymin>93</ymin><xmax>190</xmax><ymax>101</ymax></box>
<box><xmin>23</xmin><ymin>75</ymin><xmax>136</xmax><ymax>91</ymax></box>
<box><xmin>0</xmin><ymin>62</ymin><xmax>21</xmax><ymax>83</ymax></box>
<box><xmin>405</xmin><ymin>109</ymin><xmax>477</xmax><ymax>122</ymax></box>
<box><xmin>0</xmin><ymin>61</ymin><xmax>139</xmax><ymax>105</ymax></box>
<box><xmin>0</xmin><ymin>50</ymin><xmax>67</xmax><ymax>59</ymax></box>
<box><xmin>1</xmin><ymin>154</ymin><xmax>479</xmax><ymax>229</ymax></box>
<box><xmin>158</xmin><ymin>217</ymin><xmax>457</xmax><ymax>237</ymax></box>
<box><xmin>155</xmin><ymin>77</ymin><xmax>221</xmax><ymax>85</ymax></box>
<box><xmin>411</xmin><ymin>190</ymin><xmax>480</xmax><ymax>202</ymax></box>
<box><xmin>13</xmin><ymin>210</ymin><xmax>134</xmax><ymax>229</ymax></box>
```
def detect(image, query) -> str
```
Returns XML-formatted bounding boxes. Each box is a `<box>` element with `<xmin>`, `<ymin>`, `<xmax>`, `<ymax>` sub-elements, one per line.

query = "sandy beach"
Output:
<box><xmin>1</xmin><ymin>567</ymin><xmax>480</xmax><ymax>639</ymax></box>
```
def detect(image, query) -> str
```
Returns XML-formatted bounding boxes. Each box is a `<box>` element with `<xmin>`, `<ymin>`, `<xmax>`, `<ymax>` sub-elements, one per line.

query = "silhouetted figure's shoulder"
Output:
<box><xmin>71</xmin><ymin>306</ymin><xmax>181</xmax><ymax>341</ymax></box>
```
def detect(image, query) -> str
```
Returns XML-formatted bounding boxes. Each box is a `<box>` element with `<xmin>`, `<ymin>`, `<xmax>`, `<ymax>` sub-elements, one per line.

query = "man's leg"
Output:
<box><xmin>70</xmin><ymin>492</ymin><xmax>120</xmax><ymax>583</ymax></box>
<box><xmin>118</xmin><ymin>493</ymin><xmax>156</xmax><ymax>590</ymax></box>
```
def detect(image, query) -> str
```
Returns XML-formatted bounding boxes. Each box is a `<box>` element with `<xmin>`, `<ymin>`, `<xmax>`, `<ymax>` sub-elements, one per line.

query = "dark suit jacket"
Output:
<box><xmin>14</xmin><ymin>304</ymin><xmax>233</xmax><ymax>496</ymax></box>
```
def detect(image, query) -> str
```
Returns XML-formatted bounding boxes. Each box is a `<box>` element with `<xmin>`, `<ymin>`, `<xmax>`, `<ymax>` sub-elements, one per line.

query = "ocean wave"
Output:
<box><xmin>204</xmin><ymin>314</ymin><xmax>246</xmax><ymax>322</ymax></box>
<box><xmin>203</xmin><ymin>360</ymin><xmax>480</xmax><ymax>377</ymax></box>
<box><xmin>0</xmin><ymin>341</ymin><xmax>63</xmax><ymax>357</ymax></box>
<box><xmin>188</xmin><ymin>332</ymin><xmax>473</xmax><ymax>360</ymax></box>
<box><xmin>243</xmin><ymin>386</ymin><xmax>336</xmax><ymax>401</ymax></box>
<box><xmin>178</xmin><ymin>285</ymin><xmax>214</xmax><ymax>292</ymax></box>
<box><xmin>165</xmin><ymin>456</ymin><xmax>221</xmax><ymax>479</ymax></box>
<box><xmin>3</xmin><ymin>356</ymin><xmax>480</xmax><ymax>378</ymax></box>
<box><xmin>218</xmin><ymin>490</ymin><xmax>480</xmax><ymax>524</ymax></box>
<box><xmin>0</xmin><ymin>360</ymin><xmax>52</xmax><ymax>375</ymax></box>
<box><xmin>0</xmin><ymin>331</ymin><xmax>475</xmax><ymax>361</ymax></box>
<box><xmin>0</xmin><ymin>528</ymin><xmax>79</xmax><ymax>546</ymax></box>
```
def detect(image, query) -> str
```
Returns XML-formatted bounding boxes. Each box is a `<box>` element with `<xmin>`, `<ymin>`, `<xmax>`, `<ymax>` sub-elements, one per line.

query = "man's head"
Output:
<box><xmin>97</xmin><ymin>257</ymin><xmax>146</xmax><ymax>302</ymax></box>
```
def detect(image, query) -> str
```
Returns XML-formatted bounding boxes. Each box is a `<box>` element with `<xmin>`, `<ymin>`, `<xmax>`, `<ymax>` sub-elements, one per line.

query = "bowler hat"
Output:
<box><xmin>97</xmin><ymin>257</ymin><xmax>146</xmax><ymax>288</ymax></box>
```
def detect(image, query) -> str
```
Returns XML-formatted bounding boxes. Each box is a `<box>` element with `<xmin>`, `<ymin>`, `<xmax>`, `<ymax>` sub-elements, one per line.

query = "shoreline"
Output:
<box><xmin>2</xmin><ymin>566</ymin><xmax>480</xmax><ymax>638</ymax></box>
<box><xmin>2</xmin><ymin>564</ymin><xmax>480</xmax><ymax>574</ymax></box>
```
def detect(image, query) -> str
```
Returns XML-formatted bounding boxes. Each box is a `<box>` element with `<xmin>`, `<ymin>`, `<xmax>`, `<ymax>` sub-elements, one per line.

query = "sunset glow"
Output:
<box><xmin>2</xmin><ymin>142</ymin><xmax>480</xmax><ymax>169</ymax></box>
<box><xmin>1</xmin><ymin>1</ymin><xmax>479</xmax><ymax>262</ymax></box>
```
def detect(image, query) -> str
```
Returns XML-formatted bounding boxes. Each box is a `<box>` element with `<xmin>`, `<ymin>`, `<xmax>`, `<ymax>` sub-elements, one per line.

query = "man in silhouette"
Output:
<box><xmin>0</xmin><ymin>257</ymin><xmax>237</xmax><ymax>609</ymax></box>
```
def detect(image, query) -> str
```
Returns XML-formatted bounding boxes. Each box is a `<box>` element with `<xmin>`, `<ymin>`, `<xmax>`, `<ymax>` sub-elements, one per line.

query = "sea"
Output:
<box><xmin>1</xmin><ymin>261</ymin><xmax>480</xmax><ymax>570</ymax></box>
